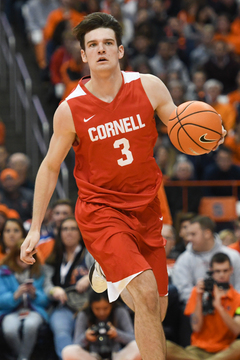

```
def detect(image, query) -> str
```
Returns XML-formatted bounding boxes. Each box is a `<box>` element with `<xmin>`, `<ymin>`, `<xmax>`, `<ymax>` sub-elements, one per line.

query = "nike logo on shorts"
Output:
<box><xmin>84</xmin><ymin>115</ymin><xmax>95</xmax><ymax>122</ymax></box>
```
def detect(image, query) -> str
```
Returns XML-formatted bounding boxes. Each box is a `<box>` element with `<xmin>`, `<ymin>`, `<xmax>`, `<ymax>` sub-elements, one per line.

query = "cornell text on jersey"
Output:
<box><xmin>88</xmin><ymin>114</ymin><xmax>146</xmax><ymax>142</ymax></box>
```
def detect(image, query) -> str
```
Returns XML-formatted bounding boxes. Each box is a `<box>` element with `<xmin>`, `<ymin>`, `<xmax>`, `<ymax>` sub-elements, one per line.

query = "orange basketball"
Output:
<box><xmin>168</xmin><ymin>101</ymin><xmax>222</xmax><ymax>156</ymax></box>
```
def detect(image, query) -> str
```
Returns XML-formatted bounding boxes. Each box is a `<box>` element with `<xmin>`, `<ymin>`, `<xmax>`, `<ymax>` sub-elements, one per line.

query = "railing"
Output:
<box><xmin>164</xmin><ymin>179</ymin><xmax>240</xmax><ymax>213</ymax></box>
<box><xmin>0</xmin><ymin>12</ymin><xmax>69</xmax><ymax>198</ymax></box>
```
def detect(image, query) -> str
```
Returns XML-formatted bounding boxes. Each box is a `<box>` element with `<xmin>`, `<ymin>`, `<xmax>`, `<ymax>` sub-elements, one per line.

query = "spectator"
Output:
<box><xmin>162</xmin><ymin>224</ymin><xmax>176</xmax><ymax>277</ymax></box>
<box><xmin>155</xmin><ymin>144</ymin><xmax>176</xmax><ymax>178</ymax></box>
<box><xmin>22</xmin><ymin>0</ymin><xmax>59</xmax><ymax>69</ymax></box>
<box><xmin>43</xmin><ymin>217</ymin><xmax>92</xmax><ymax>359</ymax></box>
<box><xmin>219</xmin><ymin>229</ymin><xmax>236</xmax><ymax>246</ymax></box>
<box><xmin>0</xmin><ymin>217</ymin><xmax>26</xmax><ymax>261</ymax></box>
<box><xmin>229</xmin><ymin>218</ymin><xmax>240</xmax><ymax>253</ymax></box>
<box><xmin>202</xmin><ymin>145</ymin><xmax>240</xmax><ymax>198</ymax></box>
<box><xmin>167</xmin><ymin>79</ymin><xmax>187</xmax><ymax>106</ymax></box>
<box><xmin>36</xmin><ymin>198</ymin><xmax>74</xmax><ymax>263</ymax></box>
<box><xmin>167</xmin><ymin>252</ymin><xmax>240</xmax><ymax>360</ymax></box>
<box><xmin>165</xmin><ymin>156</ymin><xmax>202</xmax><ymax>224</ymax></box>
<box><xmin>109</xmin><ymin>2</ymin><xmax>134</xmax><ymax>48</ymax></box>
<box><xmin>8</xmin><ymin>152</ymin><xmax>34</xmax><ymax>190</ymax></box>
<box><xmin>62</xmin><ymin>289</ymin><xmax>141</xmax><ymax>360</ymax></box>
<box><xmin>171</xmin><ymin>212</ymin><xmax>196</xmax><ymax>260</ymax></box>
<box><xmin>202</xmin><ymin>40</ymin><xmax>240</xmax><ymax>94</ymax></box>
<box><xmin>213</xmin><ymin>13</ymin><xmax>240</xmax><ymax>55</ymax></box>
<box><xmin>227</xmin><ymin>69</ymin><xmax>240</xmax><ymax>107</ymax></box>
<box><xmin>172</xmin><ymin>215</ymin><xmax>240</xmax><ymax>306</ymax></box>
<box><xmin>203</xmin><ymin>79</ymin><xmax>237</xmax><ymax>132</ymax></box>
<box><xmin>0</xmin><ymin>239</ymin><xmax>49</xmax><ymax>360</ymax></box>
<box><xmin>188</xmin><ymin>24</ymin><xmax>214</xmax><ymax>75</ymax></box>
<box><xmin>0</xmin><ymin>168</ymin><xmax>33</xmax><ymax>222</ymax></box>
<box><xmin>0</xmin><ymin>145</ymin><xmax>9</xmax><ymax>172</ymax></box>
<box><xmin>149</xmin><ymin>38</ymin><xmax>190</xmax><ymax>88</ymax></box>
<box><xmin>186</xmin><ymin>70</ymin><xmax>207</xmax><ymax>101</ymax></box>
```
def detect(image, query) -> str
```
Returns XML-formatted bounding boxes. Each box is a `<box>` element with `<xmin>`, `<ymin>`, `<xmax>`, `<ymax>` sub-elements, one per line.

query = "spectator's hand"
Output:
<box><xmin>51</xmin><ymin>286</ymin><xmax>67</xmax><ymax>304</ymax></box>
<box><xmin>107</xmin><ymin>322</ymin><xmax>118</xmax><ymax>338</ymax></box>
<box><xmin>86</xmin><ymin>328</ymin><xmax>97</xmax><ymax>342</ymax></box>
<box><xmin>27</xmin><ymin>284</ymin><xmax>36</xmax><ymax>298</ymax></box>
<box><xmin>212</xmin><ymin>284</ymin><xmax>224</xmax><ymax>310</ymax></box>
<box><xmin>196</xmin><ymin>279</ymin><xmax>205</xmax><ymax>295</ymax></box>
<box><xmin>14</xmin><ymin>284</ymin><xmax>29</xmax><ymax>300</ymax></box>
<box><xmin>75</xmin><ymin>275</ymin><xmax>89</xmax><ymax>293</ymax></box>
<box><xmin>20</xmin><ymin>230</ymin><xmax>40</xmax><ymax>264</ymax></box>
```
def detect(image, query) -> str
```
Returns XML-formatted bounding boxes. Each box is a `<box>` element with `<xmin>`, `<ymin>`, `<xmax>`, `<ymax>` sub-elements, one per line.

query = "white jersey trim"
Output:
<box><xmin>107</xmin><ymin>271</ymin><xmax>143</xmax><ymax>302</ymax></box>
<box><xmin>66</xmin><ymin>84</ymin><xmax>86</xmax><ymax>100</ymax></box>
<box><xmin>122</xmin><ymin>71</ymin><xmax>140</xmax><ymax>84</ymax></box>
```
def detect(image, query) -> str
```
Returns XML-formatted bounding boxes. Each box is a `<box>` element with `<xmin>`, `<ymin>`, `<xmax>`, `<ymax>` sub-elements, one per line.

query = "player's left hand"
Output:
<box><xmin>212</xmin><ymin>118</ymin><xmax>227</xmax><ymax>151</ymax></box>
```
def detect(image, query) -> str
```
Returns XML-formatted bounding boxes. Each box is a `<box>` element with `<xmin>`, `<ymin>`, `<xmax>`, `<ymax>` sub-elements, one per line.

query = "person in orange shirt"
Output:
<box><xmin>166</xmin><ymin>252</ymin><xmax>240</xmax><ymax>360</ymax></box>
<box><xmin>213</xmin><ymin>14</ymin><xmax>240</xmax><ymax>55</ymax></box>
<box><xmin>204</xmin><ymin>79</ymin><xmax>237</xmax><ymax>132</ymax></box>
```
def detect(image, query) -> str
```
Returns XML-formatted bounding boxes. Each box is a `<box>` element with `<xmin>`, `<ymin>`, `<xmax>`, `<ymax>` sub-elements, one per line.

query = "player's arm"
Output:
<box><xmin>140</xmin><ymin>74</ymin><xmax>176</xmax><ymax>126</ymax></box>
<box><xmin>20</xmin><ymin>101</ymin><xmax>76</xmax><ymax>264</ymax></box>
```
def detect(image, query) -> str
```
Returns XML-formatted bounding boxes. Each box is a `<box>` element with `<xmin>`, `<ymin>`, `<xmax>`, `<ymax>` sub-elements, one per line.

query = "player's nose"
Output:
<box><xmin>98</xmin><ymin>43</ymin><xmax>106</xmax><ymax>53</ymax></box>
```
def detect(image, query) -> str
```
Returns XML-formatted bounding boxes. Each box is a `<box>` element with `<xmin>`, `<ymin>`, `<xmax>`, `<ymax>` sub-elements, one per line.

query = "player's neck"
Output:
<box><xmin>85</xmin><ymin>68</ymin><xmax>123</xmax><ymax>103</ymax></box>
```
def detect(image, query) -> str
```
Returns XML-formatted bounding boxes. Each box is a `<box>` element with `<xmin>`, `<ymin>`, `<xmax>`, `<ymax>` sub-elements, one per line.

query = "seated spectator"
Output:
<box><xmin>149</xmin><ymin>38</ymin><xmax>190</xmax><ymax>88</ymax></box>
<box><xmin>22</xmin><ymin>0</ymin><xmax>59</xmax><ymax>69</ymax></box>
<box><xmin>162</xmin><ymin>223</ymin><xmax>176</xmax><ymax>278</ymax></box>
<box><xmin>219</xmin><ymin>229</ymin><xmax>236</xmax><ymax>246</ymax></box>
<box><xmin>0</xmin><ymin>145</ymin><xmax>9</xmax><ymax>172</ymax></box>
<box><xmin>213</xmin><ymin>14</ymin><xmax>240</xmax><ymax>56</ymax></box>
<box><xmin>202</xmin><ymin>145</ymin><xmax>240</xmax><ymax>198</ymax></box>
<box><xmin>188</xmin><ymin>23</ymin><xmax>215</xmax><ymax>74</ymax></box>
<box><xmin>171</xmin><ymin>212</ymin><xmax>196</xmax><ymax>260</ymax></box>
<box><xmin>186</xmin><ymin>70</ymin><xmax>207</xmax><ymax>102</ymax></box>
<box><xmin>43</xmin><ymin>217</ymin><xmax>92</xmax><ymax>359</ymax></box>
<box><xmin>62</xmin><ymin>289</ymin><xmax>141</xmax><ymax>360</ymax></box>
<box><xmin>0</xmin><ymin>218</ymin><xmax>26</xmax><ymax>261</ymax></box>
<box><xmin>165</xmin><ymin>156</ymin><xmax>202</xmax><ymax>224</ymax></box>
<box><xmin>167</xmin><ymin>79</ymin><xmax>187</xmax><ymax>106</ymax></box>
<box><xmin>224</xmin><ymin>121</ymin><xmax>240</xmax><ymax>166</ymax></box>
<box><xmin>229</xmin><ymin>218</ymin><xmax>240</xmax><ymax>253</ymax></box>
<box><xmin>8</xmin><ymin>152</ymin><xmax>34</xmax><ymax>190</ymax></box>
<box><xmin>155</xmin><ymin>144</ymin><xmax>176</xmax><ymax>178</ymax></box>
<box><xmin>203</xmin><ymin>79</ymin><xmax>237</xmax><ymax>132</ymax></box>
<box><xmin>227</xmin><ymin>70</ymin><xmax>240</xmax><ymax>107</ymax></box>
<box><xmin>172</xmin><ymin>215</ymin><xmax>240</xmax><ymax>306</ymax></box>
<box><xmin>0</xmin><ymin>168</ymin><xmax>33</xmax><ymax>222</ymax></box>
<box><xmin>36</xmin><ymin>198</ymin><xmax>74</xmax><ymax>263</ymax></box>
<box><xmin>0</xmin><ymin>239</ymin><xmax>49</xmax><ymax>360</ymax></box>
<box><xmin>0</xmin><ymin>204</ymin><xmax>20</xmax><ymax>236</ymax></box>
<box><xmin>167</xmin><ymin>252</ymin><xmax>240</xmax><ymax>360</ymax></box>
<box><xmin>202</xmin><ymin>40</ymin><xmax>240</xmax><ymax>94</ymax></box>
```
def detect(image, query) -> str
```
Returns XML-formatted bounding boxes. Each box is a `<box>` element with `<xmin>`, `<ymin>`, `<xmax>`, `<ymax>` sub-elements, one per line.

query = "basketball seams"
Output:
<box><xmin>169</xmin><ymin>101</ymin><xmax>195</xmax><ymax>121</ymax></box>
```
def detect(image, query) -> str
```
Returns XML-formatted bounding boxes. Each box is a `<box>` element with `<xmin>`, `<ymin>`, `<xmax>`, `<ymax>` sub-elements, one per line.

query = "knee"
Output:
<box><xmin>127</xmin><ymin>271</ymin><xmax>159</xmax><ymax>313</ymax></box>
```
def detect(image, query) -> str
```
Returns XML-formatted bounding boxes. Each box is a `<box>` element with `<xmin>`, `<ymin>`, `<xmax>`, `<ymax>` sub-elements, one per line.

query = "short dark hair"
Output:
<box><xmin>73</xmin><ymin>12</ymin><xmax>122</xmax><ymax>50</ymax></box>
<box><xmin>210</xmin><ymin>252</ymin><xmax>232</xmax><ymax>268</ymax></box>
<box><xmin>190</xmin><ymin>215</ymin><xmax>216</xmax><ymax>233</ymax></box>
<box><xmin>51</xmin><ymin>198</ymin><xmax>74</xmax><ymax>213</ymax></box>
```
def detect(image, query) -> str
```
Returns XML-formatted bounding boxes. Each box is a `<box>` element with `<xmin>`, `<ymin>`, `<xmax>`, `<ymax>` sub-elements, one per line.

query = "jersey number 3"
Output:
<box><xmin>113</xmin><ymin>138</ymin><xmax>133</xmax><ymax>167</ymax></box>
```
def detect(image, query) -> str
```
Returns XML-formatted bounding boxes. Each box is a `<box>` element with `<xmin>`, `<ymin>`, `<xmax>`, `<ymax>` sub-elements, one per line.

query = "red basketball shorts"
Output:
<box><xmin>75</xmin><ymin>196</ymin><xmax>168</xmax><ymax>301</ymax></box>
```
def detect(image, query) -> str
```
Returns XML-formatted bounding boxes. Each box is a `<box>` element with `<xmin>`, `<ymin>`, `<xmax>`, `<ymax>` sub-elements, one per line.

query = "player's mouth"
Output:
<box><xmin>97</xmin><ymin>57</ymin><xmax>108</xmax><ymax>62</ymax></box>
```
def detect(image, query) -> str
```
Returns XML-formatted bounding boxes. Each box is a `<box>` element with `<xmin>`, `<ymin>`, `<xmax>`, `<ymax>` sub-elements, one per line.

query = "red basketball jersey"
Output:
<box><xmin>66</xmin><ymin>71</ymin><xmax>162</xmax><ymax>211</ymax></box>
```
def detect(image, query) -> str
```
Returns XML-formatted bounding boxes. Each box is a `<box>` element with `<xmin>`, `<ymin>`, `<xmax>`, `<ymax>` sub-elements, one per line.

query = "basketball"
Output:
<box><xmin>168</xmin><ymin>101</ymin><xmax>222</xmax><ymax>156</ymax></box>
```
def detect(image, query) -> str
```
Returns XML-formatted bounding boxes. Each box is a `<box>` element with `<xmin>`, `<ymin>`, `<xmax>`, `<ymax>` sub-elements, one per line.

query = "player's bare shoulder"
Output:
<box><xmin>140</xmin><ymin>74</ymin><xmax>170</xmax><ymax>110</ymax></box>
<box><xmin>53</xmin><ymin>100</ymin><xmax>76</xmax><ymax>134</ymax></box>
<box><xmin>140</xmin><ymin>73</ymin><xmax>176</xmax><ymax>126</ymax></box>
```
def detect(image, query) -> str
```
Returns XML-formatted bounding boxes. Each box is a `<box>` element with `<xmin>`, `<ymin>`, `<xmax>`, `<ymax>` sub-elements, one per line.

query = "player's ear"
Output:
<box><xmin>81</xmin><ymin>49</ymin><xmax>88</xmax><ymax>63</ymax></box>
<box><xmin>118</xmin><ymin>45</ymin><xmax>124</xmax><ymax>60</ymax></box>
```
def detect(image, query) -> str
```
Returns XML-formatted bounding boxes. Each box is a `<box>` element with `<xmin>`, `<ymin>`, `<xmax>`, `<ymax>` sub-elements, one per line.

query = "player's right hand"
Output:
<box><xmin>20</xmin><ymin>230</ymin><xmax>40</xmax><ymax>264</ymax></box>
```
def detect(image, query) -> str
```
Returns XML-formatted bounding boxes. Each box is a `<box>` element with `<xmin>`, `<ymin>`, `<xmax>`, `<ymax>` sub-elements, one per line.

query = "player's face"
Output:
<box><xmin>91</xmin><ymin>299</ymin><xmax>112</xmax><ymax>321</ymax></box>
<box><xmin>81</xmin><ymin>28</ymin><xmax>124</xmax><ymax>73</ymax></box>
<box><xmin>211</xmin><ymin>261</ymin><xmax>233</xmax><ymax>283</ymax></box>
<box><xmin>186</xmin><ymin>222</ymin><xmax>209</xmax><ymax>252</ymax></box>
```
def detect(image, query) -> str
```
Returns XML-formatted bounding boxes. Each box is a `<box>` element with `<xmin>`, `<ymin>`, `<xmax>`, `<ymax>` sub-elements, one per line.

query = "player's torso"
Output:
<box><xmin>67</xmin><ymin>71</ymin><xmax>161</xmax><ymax>206</ymax></box>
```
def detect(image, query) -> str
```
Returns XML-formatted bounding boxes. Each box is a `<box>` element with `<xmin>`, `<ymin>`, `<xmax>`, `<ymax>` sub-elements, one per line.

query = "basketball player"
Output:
<box><xmin>20</xmin><ymin>13</ymin><xmax>226</xmax><ymax>360</ymax></box>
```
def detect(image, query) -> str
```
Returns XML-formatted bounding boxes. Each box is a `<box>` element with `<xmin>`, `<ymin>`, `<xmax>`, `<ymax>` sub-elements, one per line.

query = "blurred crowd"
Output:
<box><xmin>1</xmin><ymin>0</ymin><xmax>240</xmax><ymax>359</ymax></box>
